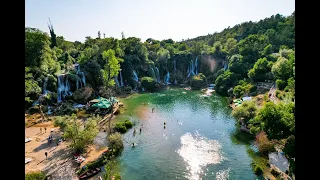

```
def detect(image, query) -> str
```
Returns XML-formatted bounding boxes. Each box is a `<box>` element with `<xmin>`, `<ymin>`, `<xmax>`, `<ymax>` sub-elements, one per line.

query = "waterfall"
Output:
<box><xmin>195</xmin><ymin>57</ymin><xmax>198</xmax><ymax>75</ymax></box>
<box><xmin>114</xmin><ymin>76</ymin><xmax>120</xmax><ymax>87</ymax></box>
<box><xmin>120</xmin><ymin>70</ymin><xmax>124</xmax><ymax>87</ymax></box>
<box><xmin>187</xmin><ymin>57</ymin><xmax>198</xmax><ymax>78</ymax></box>
<box><xmin>57</xmin><ymin>74</ymin><xmax>72</xmax><ymax>102</ymax></box>
<box><xmin>56</xmin><ymin>63</ymin><xmax>87</xmax><ymax>103</ymax></box>
<box><xmin>43</xmin><ymin>76</ymin><xmax>49</xmax><ymax>95</ymax></box>
<box><xmin>74</xmin><ymin>63</ymin><xmax>86</xmax><ymax>88</ymax></box>
<box><xmin>155</xmin><ymin>67</ymin><xmax>160</xmax><ymax>83</ymax></box>
<box><xmin>173</xmin><ymin>59</ymin><xmax>177</xmax><ymax>84</ymax></box>
<box><xmin>132</xmin><ymin>70</ymin><xmax>139</xmax><ymax>82</ymax></box>
<box><xmin>80</xmin><ymin>72</ymin><xmax>86</xmax><ymax>87</ymax></box>
<box><xmin>150</xmin><ymin>67</ymin><xmax>157</xmax><ymax>82</ymax></box>
<box><xmin>164</xmin><ymin>71</ymin><xmax>170</xmax><ymax>85</ymax></box>
<box><xmin>224</xmin><ymin>62</ymin><xmax>228</xmax><ymax>70</ymax></box>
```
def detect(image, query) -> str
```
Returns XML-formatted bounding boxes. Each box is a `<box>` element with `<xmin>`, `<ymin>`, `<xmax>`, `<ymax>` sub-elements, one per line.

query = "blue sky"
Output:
<box><xmin>26</xmin><ymin>0</ymin><xmax>295</xmax><ymax>42</ymax></box>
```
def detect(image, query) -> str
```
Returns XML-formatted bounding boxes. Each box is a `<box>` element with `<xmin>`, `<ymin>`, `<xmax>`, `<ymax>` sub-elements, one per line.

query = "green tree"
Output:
<box><xmin>63</xmin><ymin>116</ymin><xmax>99</xmax><ymax>153</ymax></box>
<box><xmin>25</xmin><ymin>27</ymin><xmax>50</xmax><ymax>67</ymax></box>
<box><xmin>228</xmin><ymin>54</ymin><xmax>247</xmax><ymax>76</ymax></box>
<box><xmin>190</xmin><ymin>73</ymin><xmax>207</xmax><ymax>90</ymax></box>
<box><xmin>285</xmin><ymin>77</ymin><xmax>295</xmax><ymax>92</ymax></box>
<box><xmin>253</xmin><ymin>102</ymin><xmax>295</xmax><ymax>140</ymax></box>
<box><xmin>108</xmin><ymin>132</ymin><xmax>124</xmax><ymax>156</ymax></box>
<box><xmin>238</xmin><ymin>34</ymin><xmax>269</xmax><ymax>64</ymax></box>
<box><xmin>141</xmin><ymin>77</ymin><xmax>156</xmax><ymax>91</ymax></box>
<box><xmin>156</xmin><ymin>47</ymin><xmax>170</xmax><ymax>66</ymax></box>
<box><xmin>262</xmin><ymin>44</ymin><xmax>273</xmax><ymax>56</ymax></box>
<box><xmin>215</xmin><ymin>70</ymin><xmax>239</xmax><ymax>95</ymax></box>
<box><xmin>232</xmin><ymin>101</ymin><xmax>257</xmax><ymax>124</ymax></box>
<box><xmin>283</xmin><ymin>135</ymin><xmax>295</xmax><ymax>158</ymax></box>
<box><xmin>248</xmin><ymin>57</ymin><xmax>273</xmax><ymax>82</ymax></box>
<box><xmin>100</xmin><ymin>49</ymin><xmax>123</xmax><ymax>87</ymax></box>
<box><xmin>271</xmin><ymin>57</ymin><xmax>293</xmax><ymax>81</ymax></box>
<box><xmin>104</xmin><ymin>160</ymin><xmax>121</xmax><ymax>180</ymax></box>
<box><xmin>224</xmin><ymin>38</ymin><xmax>238</xmax><ymax>54</ymax></box>
<box><xmin>48</xmin><ymin>19</ymin><xmax>57</xmax><ymax>48</ymax></box>
<box><xmin>191</xmin><ymin>42</ymin><xmax>202</xmax><ymax>55</ymax></box>
<box><xmin>276</xmin><ymin>79</ymin><xmax>287</xmax><ymax>90</ymax></box>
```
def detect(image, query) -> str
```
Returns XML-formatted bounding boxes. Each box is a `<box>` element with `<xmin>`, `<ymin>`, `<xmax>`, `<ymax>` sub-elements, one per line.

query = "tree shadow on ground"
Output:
<box><xmin>34</xmin><ymin>131</ymin><xmax>63</xmax><ymax>152</ymax></box>
<box><xmin>33</xmin><ymin>141</ymin><xmax>56</xmax><ymax>152</ymax></box>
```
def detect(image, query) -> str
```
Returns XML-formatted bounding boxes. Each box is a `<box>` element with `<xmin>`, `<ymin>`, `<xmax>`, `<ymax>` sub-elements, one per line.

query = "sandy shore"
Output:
<box><xmin>25</xmin><ymin>119</ymin><xmax>109</xmax><ymax>179</ymax></box>
<box><xmin>25</xmin><ymin>121</ymin><xmax>79</xmax><ymax>178</ymax></box>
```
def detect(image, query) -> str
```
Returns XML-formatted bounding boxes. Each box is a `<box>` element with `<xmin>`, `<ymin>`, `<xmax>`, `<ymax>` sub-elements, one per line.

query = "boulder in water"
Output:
<box><xmin>141</xmin><ymin>77</ymin><xmax>156</xmax><ymax>91</ymax></box>
<box><xmin>72</xmin><ymin>86</ymin><xmax>94</xmax><ymax>104</ymax></box>
<box><xmin>190</xmin><ymin>73</ymin><xmax>207</xmax><ymax>90</ymax></box>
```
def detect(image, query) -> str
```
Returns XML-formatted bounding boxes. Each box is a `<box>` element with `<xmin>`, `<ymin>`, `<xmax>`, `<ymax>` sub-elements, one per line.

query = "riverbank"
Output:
<box><xmin>229</xmin><ymin>92</ymin><xmax>294</xmax><ymax>180</ymax></box>
<box><xmin>25</xmin><ymin>98</ymin><xmax>123</xmax><ymax>179</ymax></box>
<box><xmin>25</xmin><ymin>121</ymin><xmax>78</xmax><ymax>179</ymax></box>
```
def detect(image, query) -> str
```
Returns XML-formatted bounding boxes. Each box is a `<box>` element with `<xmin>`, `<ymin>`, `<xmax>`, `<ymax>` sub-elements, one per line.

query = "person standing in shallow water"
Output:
<box><xmin>45</xmin><ymin>152</ymin><xmax>48</xmax><ymax>159</ymax></box>
<box><xmin>152</xmin><ymin>108</ymin><xmax>155</xmax><ymax>113</ymax></box>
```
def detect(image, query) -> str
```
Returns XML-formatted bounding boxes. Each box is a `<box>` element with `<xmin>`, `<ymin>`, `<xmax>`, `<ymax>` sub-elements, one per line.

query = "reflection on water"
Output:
<box><xmin>216</xmin><ymin>168</ymin><xmax>230</xmax><ymax>180</ymax></box>
<box><xmin>116</xmin><ymin>88</ymin><xmax>258</xmax><ymax>180</ymax></box>
<box><xmin>177</xmin><ymin>132</ymin><xmax>223</xmax><ymax>180</ymax></box>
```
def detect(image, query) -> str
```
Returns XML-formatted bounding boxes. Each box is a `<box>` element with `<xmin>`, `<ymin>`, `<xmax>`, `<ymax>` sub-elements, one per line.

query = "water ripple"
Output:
<box><xmin>177</xmin><ymin>132</ymin><xmax>223</xmax><ymax>180</ymax></box>
<box><xmin>216</xmin><ymin>168</ymin><xmax>230</xmax><ymax>180</ymax></box>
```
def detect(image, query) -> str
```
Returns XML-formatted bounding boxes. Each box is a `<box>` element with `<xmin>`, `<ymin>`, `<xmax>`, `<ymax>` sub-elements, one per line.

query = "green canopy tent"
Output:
<box><xmin>91</xmin><ymin>100</ymin><xmax>112</xmax><ymax>109</ymax></box>
<box><xmin>89</xmin><ymin>96</ymin><xmax>119</xmax><ymax>109</ymax></box>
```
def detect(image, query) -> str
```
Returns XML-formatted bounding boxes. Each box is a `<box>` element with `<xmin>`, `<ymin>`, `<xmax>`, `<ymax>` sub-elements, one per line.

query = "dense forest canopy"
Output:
<box><xmin>25</xmin><ymin>11</ymin><xmax>295</xmax><ymax>108</ymax></box>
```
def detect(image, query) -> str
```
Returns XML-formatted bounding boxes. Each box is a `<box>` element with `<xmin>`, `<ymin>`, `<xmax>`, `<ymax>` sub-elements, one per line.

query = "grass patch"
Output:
<box><xmin>25</xmin><ymin>171</ymin><xmax>46</xmax><ymax>180</ymax></box>
<box><xmin>77</xmin><ymin>110</ymin><xmax>90</xmax><ymax>118</ymax></box>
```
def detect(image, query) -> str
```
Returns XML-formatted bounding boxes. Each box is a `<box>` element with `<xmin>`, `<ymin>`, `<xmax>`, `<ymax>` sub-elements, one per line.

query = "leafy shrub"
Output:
<box><xmin>25</xmin><ymin>171</ymin><xmax>46</xmax><ymax>180</ymax></box>
<box><xmin>141</xmin><ymin>76</ymin><xmax>156</xmax><ymax>91</ymax></box>
<box><xmin>54</xmin><ymin>116</ymin><xmax>68</xmax><ymax>130</ymax></box>
<box><xmin>114</xmin><ymin>123</ymin><xmax>127</xmax><ymax>133</ymax></box>
<box><xmin>108</xmin><ymin>132</ymin><xmax>124</xmax><ymax>156</ymax></box>
<box><xmin>124</xmin><ymin>119</ymin><xmax>133</xmax><ymax>128</ymax></box>
<box><xmin>255</xmin><ymin>131</ymin><xmax>275</xmax><ymax>155</ymax></box>
<box><xmin>114</xmin><ymin>120</ymin><xmax>133</xmax><ymax>133</ymax></box>
<box><xmin>253</xmin><ymin>165</ymin><xmax>263</xmax><ymax>175</ymax></box>
<box><xmin>190</xmin><ymin>73</ymin><xmax>207</xmax><ymax>90</ymax></box>
<box><xmin>54</xmin><ymin>101</ymin><xmax>76</xmax><ymax>115</ymax></box>
<box><xmin>232</xmin><ymin>101</ymin><xmax>257</xmax><ymax>124</ymax></box>
<box><xmin>276</xmin><ymin>79</ymin><xmax>286</xmax><ymax>90</ymax></box>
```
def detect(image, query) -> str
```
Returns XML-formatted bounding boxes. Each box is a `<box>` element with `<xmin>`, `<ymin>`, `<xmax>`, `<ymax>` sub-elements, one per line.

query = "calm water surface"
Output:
<box><xmin>114</xmin><ymin>87</ymin><xmax>261</xmax><ymax>180</ymax></box>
